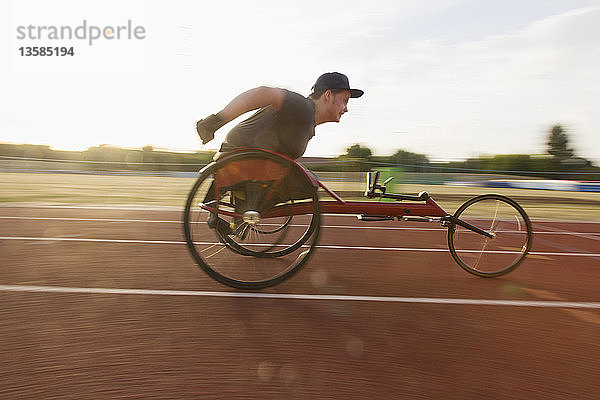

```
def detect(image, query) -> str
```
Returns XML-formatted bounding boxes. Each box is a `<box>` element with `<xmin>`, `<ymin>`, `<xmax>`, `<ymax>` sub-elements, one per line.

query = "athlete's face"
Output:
<box><xmin>328</xmin><ymin>90</ymin><xmax>350</xmax><ymax>122</ymax></box>
<box><xmin>323</xmin><ymin>90</ymin><xmax>350</xmax><ymax>122</ymax></box>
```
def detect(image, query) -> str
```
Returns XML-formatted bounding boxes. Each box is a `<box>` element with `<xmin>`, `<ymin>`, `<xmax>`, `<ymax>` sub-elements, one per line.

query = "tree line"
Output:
<box><xmin>335</xmin><ymin>125</ymin><xmax>598</xmax><ymax>179</ymax></box>
<box><xmin>0</xmin><ymin>125</ymin><xmax>597</xmax><ymax>178</ymax></box>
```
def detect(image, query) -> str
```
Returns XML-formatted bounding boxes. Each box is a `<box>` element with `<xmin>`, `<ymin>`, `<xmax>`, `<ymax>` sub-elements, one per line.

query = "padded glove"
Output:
<box><xmin>196</xmin><ymin>113</ymin><xmax>225</xmax><ymax>144</ymax></box>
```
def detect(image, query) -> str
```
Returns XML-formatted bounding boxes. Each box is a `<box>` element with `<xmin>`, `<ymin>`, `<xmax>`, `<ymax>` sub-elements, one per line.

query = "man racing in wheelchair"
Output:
<box><xmin>195</xmin><ymin>72</ymin><xmax>363</xmax><ymax>236</ymax></box>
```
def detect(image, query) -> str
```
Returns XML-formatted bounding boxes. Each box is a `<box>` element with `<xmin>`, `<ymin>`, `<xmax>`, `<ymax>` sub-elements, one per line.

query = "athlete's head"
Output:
<box><xmin>310</xmin><ymin>72</ymin><xmax>363</xmax><ymax>124</ymax></box>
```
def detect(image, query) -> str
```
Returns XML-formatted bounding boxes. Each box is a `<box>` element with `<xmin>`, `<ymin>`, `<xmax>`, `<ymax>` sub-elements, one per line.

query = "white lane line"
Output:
<box><xmin>1</xmin><ymin>284</ymin><xmax>599</xmax><ymax>309</ymax></box>
<box><xmin>2</xmin><ymin>204</ymin><xmax>600</xmax><ymax>224</ymax></box>
<box><xmin>0</xmin><ymin>236</ymin><xmax>183</xmax><ymax>245</ymax></box>
<box><xmin>0</xmin><ymin>216</ymin><xmax>179</xmax><ymax>223</ymax></box>
<box><xmin>533</xmin><ymin>231</ymin><xmax>600</xmax><ymax>236</ymax></box>
<box><xmin>538</xmin><ymin>225</ymin><xmax>600</xmax><ymax>242</ymax></box>
<box><xmin>0</xmin><ymin>204</ymin><xmax>183</xmax><ymax>211</ymax></box>
<box><xmin>1</xmin><ymin>216</ymin><xmax>599</xmax><ymax>236</ymax></box>
<box><xmin>0</xmin><ymin>236</ymin><xmax>598</xmax><ymax>257</ymax></box>
<box><xmin>0</xmin><ymin>216</ymin><xmax>444</xmax><ymax>231</ymax></box>
<box><xmin>2</xmin><ymin>206</ymin><xmax>600</xmax><ymax>225</ymax></box>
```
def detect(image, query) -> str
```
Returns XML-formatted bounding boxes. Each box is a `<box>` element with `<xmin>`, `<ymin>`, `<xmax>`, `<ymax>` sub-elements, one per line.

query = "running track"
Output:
<box><xmin>1</xmin><ymin>206</ymin><xmax>599</xmax><ymax>399</ymax></box>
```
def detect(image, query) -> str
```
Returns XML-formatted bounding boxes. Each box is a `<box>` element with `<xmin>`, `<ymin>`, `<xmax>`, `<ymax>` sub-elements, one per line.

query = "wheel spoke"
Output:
<box><xmin>472</xmin><ymin>237</ymin><xmax>489</xmax><ymax>270</ymax></box>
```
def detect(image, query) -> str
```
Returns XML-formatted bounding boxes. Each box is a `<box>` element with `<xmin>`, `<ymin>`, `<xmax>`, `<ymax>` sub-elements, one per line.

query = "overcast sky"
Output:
<box><xmin>1</xmin><ymin>0</ymin><xmax>599</xmax><ymax>162</ymax></box>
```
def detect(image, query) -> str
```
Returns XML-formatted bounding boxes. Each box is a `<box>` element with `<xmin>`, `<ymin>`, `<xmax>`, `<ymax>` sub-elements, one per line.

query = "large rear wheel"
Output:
<box><xmin>183</xmin><ymin>150</ymin><xmax>321</xmax><ymax>289</ymax></box>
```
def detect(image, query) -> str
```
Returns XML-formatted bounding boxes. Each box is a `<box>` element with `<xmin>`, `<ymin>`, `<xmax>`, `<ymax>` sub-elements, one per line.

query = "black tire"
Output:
<box><xmin>183</xmin><ymin>149</ymin><xmax>321</xmax><ymax>289</ymax></box>
<box><xmin>448</xmin><ymin>194</ymin><xmax>533</xmax><ymax>277</ymax></box>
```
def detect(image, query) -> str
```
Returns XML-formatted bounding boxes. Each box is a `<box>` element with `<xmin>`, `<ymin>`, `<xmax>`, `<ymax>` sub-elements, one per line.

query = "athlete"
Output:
<box><xmin>195</xmin><ymin>72</ymin><xmax>363</xmax><ymax>235</ymax></box>
<box><xmin>195</xmin><ymin>72</ymin><xmax>363</xmax><ymax>158</ymax></box>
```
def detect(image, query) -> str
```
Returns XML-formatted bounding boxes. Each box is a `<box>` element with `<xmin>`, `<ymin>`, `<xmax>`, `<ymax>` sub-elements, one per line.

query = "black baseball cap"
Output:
<box><xmin>312</xmin><ymin>72</ymin><xmax>364</xmax><ymax>98</ymax></box>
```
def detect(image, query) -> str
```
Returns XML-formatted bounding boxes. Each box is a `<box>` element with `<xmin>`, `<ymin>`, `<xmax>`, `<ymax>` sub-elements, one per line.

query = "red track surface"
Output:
<box><xmin>1</xmin><ymin>206</ymin><xmax>599</xmax><ymax>399</ymax></box>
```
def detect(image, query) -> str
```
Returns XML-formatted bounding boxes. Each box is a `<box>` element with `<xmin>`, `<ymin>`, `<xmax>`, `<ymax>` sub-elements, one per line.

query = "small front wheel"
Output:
<box><xmin>448</xmin><ymin>194</ymin><xmax>533</xmax><ymax>277</ymax></box>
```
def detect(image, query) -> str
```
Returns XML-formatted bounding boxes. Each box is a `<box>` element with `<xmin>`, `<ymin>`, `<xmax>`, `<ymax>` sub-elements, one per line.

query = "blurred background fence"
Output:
<box><xmin>2</xmin><ymin>154</ymin><xmax>599</xmax><ymax>193</ymax></box>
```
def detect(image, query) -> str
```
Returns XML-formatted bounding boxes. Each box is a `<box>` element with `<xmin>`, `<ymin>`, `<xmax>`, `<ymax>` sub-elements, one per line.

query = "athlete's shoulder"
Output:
<box><xmin>280</xmin><ymin>89</ymin><xmax>314</xmax><ymax>113</ymax></box>
<box><xmin>281</xmin><ymin>88</ymin><xmax>308</xmax><ymax>100</ymax></box>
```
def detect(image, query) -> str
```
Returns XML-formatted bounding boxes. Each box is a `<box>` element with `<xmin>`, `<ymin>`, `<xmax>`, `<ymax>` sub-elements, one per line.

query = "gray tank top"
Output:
<box><xmin>220</xmin><ymin>89</ymin><xmax>316</xmax><ymax>159</ymax></box>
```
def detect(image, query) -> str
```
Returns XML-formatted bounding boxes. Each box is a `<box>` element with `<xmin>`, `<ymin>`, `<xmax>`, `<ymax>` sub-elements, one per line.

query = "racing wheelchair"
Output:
<box><xmin>183</xmin><ymin>148</ymin><xmax>533</xmax><ymax>289</ymax></box>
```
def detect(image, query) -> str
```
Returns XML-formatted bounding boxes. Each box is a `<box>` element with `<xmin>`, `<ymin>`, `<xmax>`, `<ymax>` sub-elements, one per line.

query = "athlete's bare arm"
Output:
<box><xmin>196</xmin><ymin>86</ymin><xmax>286</xmax><ymax>144</ymax></box>
<box><xmin>217</xmin><ymin>86</ymin><xmax>285</xmax><ymax>124</ymax></box>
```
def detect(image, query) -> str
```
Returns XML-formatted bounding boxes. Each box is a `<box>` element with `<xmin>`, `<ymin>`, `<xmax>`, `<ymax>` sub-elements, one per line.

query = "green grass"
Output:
<box><xmin>1</xmin><ymin>172</ymin><xmax>598</xmax><ymax>221</ymax></box>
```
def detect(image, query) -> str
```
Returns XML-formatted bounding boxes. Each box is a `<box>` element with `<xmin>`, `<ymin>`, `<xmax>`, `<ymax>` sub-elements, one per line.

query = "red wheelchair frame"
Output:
<box><xmin>184</xmin><ymin>148</ymin><xmax>533</xmax><ymax>289</ymax></box>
